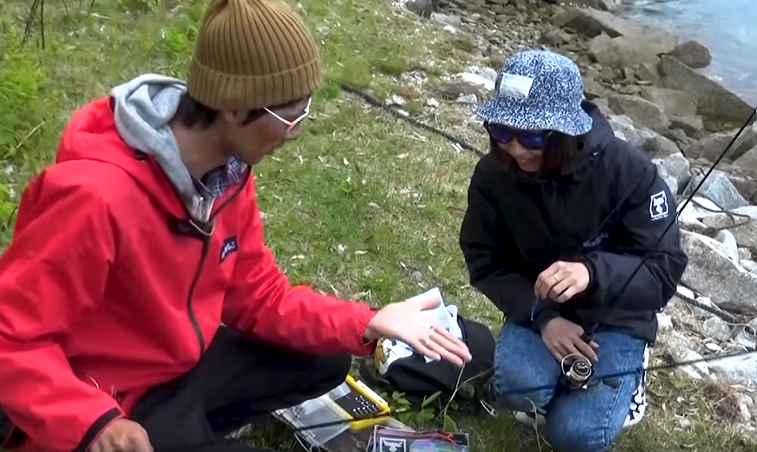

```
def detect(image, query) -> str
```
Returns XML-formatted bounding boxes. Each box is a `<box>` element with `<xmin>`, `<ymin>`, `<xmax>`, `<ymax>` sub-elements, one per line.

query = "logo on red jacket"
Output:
<box><xmin>220</xmin><ymin>236</ymin><xmax>238</xmax><ymax>263</ymax></box>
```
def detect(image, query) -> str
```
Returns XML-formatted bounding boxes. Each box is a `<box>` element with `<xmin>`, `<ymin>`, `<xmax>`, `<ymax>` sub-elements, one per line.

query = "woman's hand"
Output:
<box><xmin>535</xmin><ymin>261</ymin><xmax>590</xmax><ymax>303</ymax></box>
<box><xmin>363</xmin><ymin>293</ymin><xmax>472</xmax><ymax>366</ymax></box>
<box><xmin>540</xmin><ymin>317</ymin><xmax>599</xmax><ymax>363</ymax></box>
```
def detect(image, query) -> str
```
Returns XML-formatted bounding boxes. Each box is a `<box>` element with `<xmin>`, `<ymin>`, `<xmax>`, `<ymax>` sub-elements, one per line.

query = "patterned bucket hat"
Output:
<box><xmin>477</xmin><ymin>49</ymin><xmax>593</xmax><ymax>136</ymax></box>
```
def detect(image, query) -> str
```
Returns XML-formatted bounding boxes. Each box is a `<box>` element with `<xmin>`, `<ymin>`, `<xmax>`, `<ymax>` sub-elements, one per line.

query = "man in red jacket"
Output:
<box><xmin>0</xmin><ymin>1</ymin><xmax>471</xmax><ymax>452</ymax></box>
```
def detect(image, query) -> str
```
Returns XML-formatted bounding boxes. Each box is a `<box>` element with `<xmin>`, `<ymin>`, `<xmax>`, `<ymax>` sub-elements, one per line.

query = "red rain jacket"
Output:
<box><xmin>0</xmin><ymin>97</ymin><xmax>378</xmax><ymax>452</ymax></box>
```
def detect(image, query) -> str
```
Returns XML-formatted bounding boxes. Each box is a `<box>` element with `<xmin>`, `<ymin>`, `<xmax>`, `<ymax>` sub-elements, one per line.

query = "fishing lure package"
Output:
<box><xmin>366</xmin><ymin>425</ymin><xmax>470</xmax><ymax>452</ymax></box>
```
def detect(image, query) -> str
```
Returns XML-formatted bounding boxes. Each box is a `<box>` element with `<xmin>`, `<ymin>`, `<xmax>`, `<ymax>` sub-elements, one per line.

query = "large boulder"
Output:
<box><xmin>680</xmin><ymin>230</ymin><xmax>757</xmax><ymax>314</ymax></box>
<box><xmin>669</xmin><ymin>115</ymin><xmax>705</xmax><ymax>139</ymax></box>
<box><xmin>659</xmin><ymin>55</ymin><xmax>754</xmax><ymax>126</ymax></box>
<box><xmin>652</xmin><ymin>152</ymin><xmax>691</xmax><ymax>196</ymax></box>
<box><xmin>588</xmin><ymin>32</ymin><xmax>676</xmax><ymax>71</ymax></box>
<box><xmin>685</xmin><ymin>123</ymin><xmax>757</xmax><ymax>162</ymax></box>
<box><xmin>733</xmin><ymin>146</ymin><xmax>757</xmax><ymax>177</ymax></box>
<box><xmin>607</xmin><ymin>114</ymin><xmax>657</xmax><ymax>149</ymax></box>
<box><xmin>682</xmin><ymin>170</ymin><xmax>750</xmax><ymax>211</ymax></box>
<box><xmin>639</xmin><ymin>86</ymin><xmax>698</xmax><ymax>118</ymax></box>
<box><xmin>608</xmin><ymin>94</ymin><xmax>671</xmax><ymax>132</ymax></box>
<box><xmin>666</xmin><ymin>39</ymin><xmax>712</xmax><ymax>69</ymax></box>
<box><xmin>552</xmin><ymin>7</ymin><xmax>636</xmax><ymax>38</ymax></box>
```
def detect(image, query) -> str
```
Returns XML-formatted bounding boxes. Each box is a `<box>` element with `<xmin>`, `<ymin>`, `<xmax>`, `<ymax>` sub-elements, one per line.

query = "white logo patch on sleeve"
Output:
<box><xmin>649</xmin><ymin>190</ymin><xmax>669</xmax><ymax>221</ymax></box>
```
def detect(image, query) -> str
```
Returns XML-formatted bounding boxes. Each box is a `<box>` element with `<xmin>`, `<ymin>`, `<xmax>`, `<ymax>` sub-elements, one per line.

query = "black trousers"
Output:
<box><xmin>0</xmin><ymin>327</ymin><xmax>351</xmax><ymax>452</ymax></box>
<box><xmin>131</xmin><ymin>327</ymin><xmax>352</xmax><ymax>452</ymax></box>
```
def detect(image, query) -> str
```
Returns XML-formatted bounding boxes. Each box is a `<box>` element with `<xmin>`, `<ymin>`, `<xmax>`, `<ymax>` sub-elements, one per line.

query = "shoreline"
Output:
<box><xmin>425</xmin><ymin>0</ymin><xmax>755</xmax><ymax>140</ymax></box>
<box><xmin>612</xmin><ymin>1</ymin><xmax>757</xmax><ymax>108</ymax></box>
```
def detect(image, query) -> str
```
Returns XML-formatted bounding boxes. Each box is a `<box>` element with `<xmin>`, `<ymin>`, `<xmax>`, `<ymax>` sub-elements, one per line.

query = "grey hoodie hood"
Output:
<box><xmin>111</xmin><ymin>74</ymin><xmax>209</xmax><ymax>220</ymax></box>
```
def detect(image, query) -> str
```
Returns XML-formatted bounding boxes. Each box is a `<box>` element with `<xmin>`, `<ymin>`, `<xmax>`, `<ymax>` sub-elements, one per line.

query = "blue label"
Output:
<box><xmin>220</xmin><ymin>236</ymin><xmax>238</xmax><ymax>263</ymax></box>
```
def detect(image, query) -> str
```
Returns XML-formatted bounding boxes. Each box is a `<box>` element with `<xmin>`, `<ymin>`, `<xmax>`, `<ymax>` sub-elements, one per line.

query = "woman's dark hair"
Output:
<box><xmin>174</xmin><ymin>92</ymin><xmax>307</xmax><ymax>129</ymax></box>
<box><xmin>489</xmin><ymin>130</ymin><xmax>588</xmax><ymax>178</ymax></box>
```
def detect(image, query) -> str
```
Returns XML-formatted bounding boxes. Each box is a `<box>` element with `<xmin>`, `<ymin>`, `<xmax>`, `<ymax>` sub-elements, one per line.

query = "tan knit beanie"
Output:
<box><xmin>187</xmin><ymin>0</ymin><xmax>322</xmax><ymax>112</ymax></box>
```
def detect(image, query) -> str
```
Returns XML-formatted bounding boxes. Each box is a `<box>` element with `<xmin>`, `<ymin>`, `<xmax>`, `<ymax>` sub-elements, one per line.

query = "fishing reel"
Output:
<box><xmin>559</xmin><ymin>354</ymin><xmax>594</xmax><ymax>391</ymax></box>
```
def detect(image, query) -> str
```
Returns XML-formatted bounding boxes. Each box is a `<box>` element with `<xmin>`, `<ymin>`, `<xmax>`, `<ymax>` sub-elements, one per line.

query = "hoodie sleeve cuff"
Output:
<box><xmin>350</xmin><ymin>305</ymin><xmax>379</xmax><ymax>356</ymax></box>
<box><xmin>576</xmin><ymin>255</ymin><xmax>600</xmax><ymax>299</ymax></box>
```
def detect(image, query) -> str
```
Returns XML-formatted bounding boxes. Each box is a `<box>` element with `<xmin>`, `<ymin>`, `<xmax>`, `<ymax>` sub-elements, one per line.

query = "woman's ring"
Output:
<box><xmin>554</xmin><ymin>273</ymin><xmax>560</xmax><ymax>282</ymax></box>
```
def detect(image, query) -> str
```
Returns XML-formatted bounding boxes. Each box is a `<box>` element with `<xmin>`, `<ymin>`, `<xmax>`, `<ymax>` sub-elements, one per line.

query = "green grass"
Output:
<box><xmin>1</xmin><ymin>0</ymin><xmax>756</xmax><ymax>451</ymax></box>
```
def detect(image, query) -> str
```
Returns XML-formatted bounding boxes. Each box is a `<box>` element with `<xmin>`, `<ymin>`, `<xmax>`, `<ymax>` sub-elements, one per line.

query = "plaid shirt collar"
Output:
<box><xmin>196</xmin><ymin>155</ymin><xmax>248</xmax><ymax>199</ymax></box>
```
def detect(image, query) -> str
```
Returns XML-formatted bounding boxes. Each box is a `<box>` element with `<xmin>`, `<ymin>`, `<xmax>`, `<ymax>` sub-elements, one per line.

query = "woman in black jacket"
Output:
<box><xmin>459</xmin><ymin>49</ymin><xmax>688</xmax><ymax>452</ymax></box>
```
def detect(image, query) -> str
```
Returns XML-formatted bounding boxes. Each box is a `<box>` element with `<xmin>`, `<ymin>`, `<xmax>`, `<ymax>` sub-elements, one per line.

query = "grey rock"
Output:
<box><xmin>552</xmin><ymin>7</ymin><xmax>668</xmax><ymax>39</ymax></box>
<box><xmin>659</xmin><ymin>55</ymin><xmax>754</xmax><ymax>125</ymax></box>
<box><xmin>663</xmin><ymin>128</ymin><xmax>690</xmax><ymax>148</ymax></box>
<box><xmin>642</xmin><ymin>134</ymin><xmax>680</xmax><ymax>159</ymax></box>
<box><xmin>731</xmin><ymin>206</ymin><xmax>757</xmax><ymax>221</ymax></box>
<box><xmin>406</xmin><ymin>0</ymin><xmax>434</xmax><ymax>18</ymax></box>
<box><xmin>678</xmin><ymin>196</ymin><xmax>721</xmax><ymax>229</ymax></box>
<box><xmin>588</xmin><ymin>32</ymin><xmax>672</xmax><ymax>71</ymax></box>
<box><xmin>739</xmin><ymin>247</ymin><xmax>753</xmax><ymax>261</ymax></box>
<box><xmin>653</xmin><ymin>152</ymin><xmax>691</xmax><ymax>191</ymax></box>
<box><xmin>742</xmin><ymin>260</ymin><xmax>757</xmax><ymax>274</ymax></box>
<box><xmin>732</xmin><ymin>123</ymin><xmax>757</xmax><ymax>161</ymax></box>
<box><xmin>657</xmin><ymin>328</ymin><xmax>710</xmax><ymax>379</ymax></box>
<box><xmin>708</xmin><ymin>354</ymin><xmax>757</xmax><ymax>388</ymax></box>
<box><xmin>680</xmin><ymin>230</ymin><xmax>757</xmax><ymax>314</ymax></box>
<box><xmin>685</xmin><ymin>132</ymin><xmax>739</xmax><ymax>163</ymax></box>
<box><xmin>701</xmin><ymin>316</ymin><xmax>732</xmax><ymax>342</ymax></box>
<box><xmin>608</xmin><ymin>94</ymin><xmax>670</xmax><ymax>132</ymax></box>
<box><xmin>703</xmin><ymin>211</ymin><xmax>757</xmax><ymax>250</ymax></box>
<box><xmin>682</xmin><ymin>170</ymin><xmax>750</xmax><ymax>211</ymax></box>
<box><xmin>715</xmin><ymin>230</ymin><xmax>740</xmax><ymax>263</ymax></box>
<box><xmin>667</xmin><ymin>39</ymin><xmax>712</xmax><ymax>69</ymax></box>
<box><xmin>607</xmin><ymin>114</ymin><xmax>657</xmax><ymax>149</ymax></box>
<box><xmin>552</xmin><ymin>0</ymin><xmax>618</xmax><ymax>11</ymax></box>
<box><xmin>701</xmin><ymin>215</ymin><xmax>750</xmax><ymax>242</ymax></box>
<box><xmin>635</xmin><ymin>62</ymin><xmax>661</xmax><ymax>84</ymax></box>
<box><xmin>639</xmin><ymin>86</ymin><xmax>698</xmax><ymax>118</ymax></box>
<box><xmin>727</xmin><ymin>173</ymin><xmax>757</xmax><ymax>203</ymax></box>
<box><xmin>430</xmin><ymin>12</ymin><xmax>463</xmax><ymax>28</ymax></box>
<box><xmin>464</xmin><ymin>65</ymin><xmax>498</xmax><ymax>84</ymax></box>
<box><xmin>670</xmin><ymin>116</ymin><xmax>705</xmax><ymax>139</ymax></box>
<box><xmin>733</xmin><ymin>145</ymin><xmax>757</xmax><ymax>177</ymax></box>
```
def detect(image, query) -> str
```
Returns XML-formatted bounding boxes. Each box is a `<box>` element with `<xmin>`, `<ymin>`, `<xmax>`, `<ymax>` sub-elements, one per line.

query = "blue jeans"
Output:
<box><xmin>493</xmin><ymin>321</ymin><xmax>646</xmax><ymax>452</ymax></box>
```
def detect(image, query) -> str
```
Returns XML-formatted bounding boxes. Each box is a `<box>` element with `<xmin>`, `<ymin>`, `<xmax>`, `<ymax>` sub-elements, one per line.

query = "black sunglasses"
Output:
<box><xmin>485</xmin><ymin>122</ymin><xmax>553</xmax><ymax>150</ymax></box>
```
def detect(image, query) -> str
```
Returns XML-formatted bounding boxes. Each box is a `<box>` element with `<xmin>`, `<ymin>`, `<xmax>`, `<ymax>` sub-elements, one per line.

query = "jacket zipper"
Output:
<box><xmin>185</xmin><ymin>172</ymin><xmax>251</xmax><ymax>355</ymax></box>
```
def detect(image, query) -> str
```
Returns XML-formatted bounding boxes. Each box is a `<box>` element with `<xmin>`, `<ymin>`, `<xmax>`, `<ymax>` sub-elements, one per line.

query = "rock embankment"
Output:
<box><xmin>391</xmin><ymin>0</ymin><xmax>757</xmax><ymax>437</ymax></box>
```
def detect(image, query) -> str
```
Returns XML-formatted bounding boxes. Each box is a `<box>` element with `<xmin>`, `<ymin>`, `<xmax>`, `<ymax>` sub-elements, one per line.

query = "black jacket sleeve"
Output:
<box><xmin>579</xmin><ymin>159</ymin><xmax>688</xmax><ymax>312</ymax></box>
<box><xmin>459</xmin><ymin>162</ymin><xmax>560</xmax><ymax>328</ymax></box>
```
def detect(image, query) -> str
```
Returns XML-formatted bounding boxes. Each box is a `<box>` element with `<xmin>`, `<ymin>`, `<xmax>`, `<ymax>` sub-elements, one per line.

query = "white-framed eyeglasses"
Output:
<box><xmin>264</xmin><ymin>97</ymin><xmax>312</xmax><ymax>131</ymax></box>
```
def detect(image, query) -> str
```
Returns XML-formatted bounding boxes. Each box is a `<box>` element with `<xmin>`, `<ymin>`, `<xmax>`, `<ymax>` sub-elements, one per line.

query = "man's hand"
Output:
<box><xmin>535</xmin><ymin>261</ymin><xmax>590</xmax><ymax>303</ymax></box>
<box><xmin>540</xmin><ymin>317</ymin><xmax>599</xmax><ymax>363</ymax></box>
<box><xmin>364</xmin><ymin>293</ymin><xmax>472</xmax><ymax>366</ymax></box>
<box><xmin>91</xmin><ymin>419</ymin><xmax>153</xmax><ymax>452</ymax></box>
